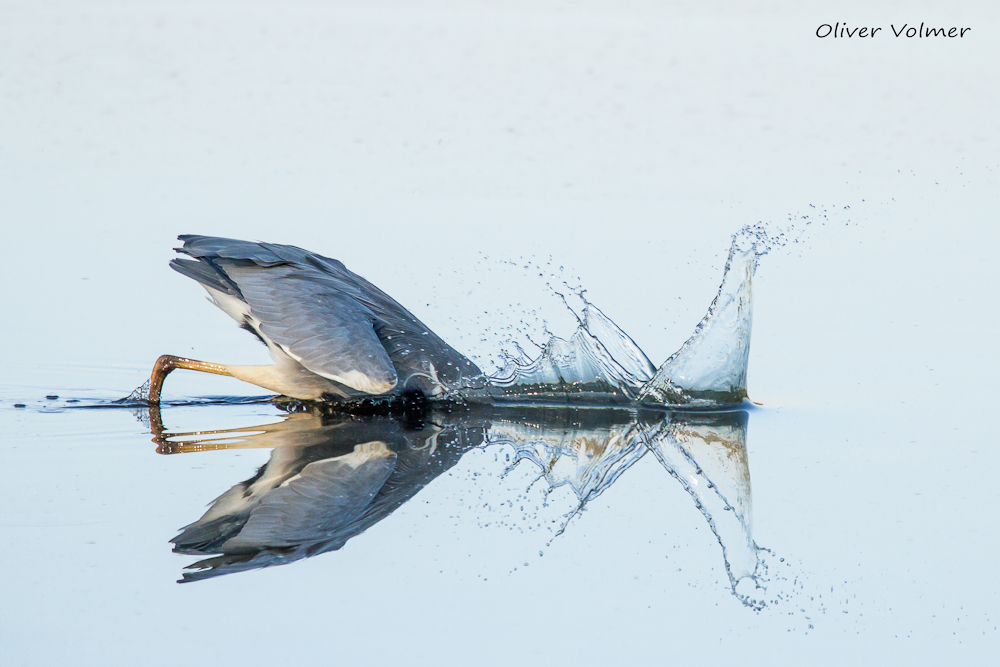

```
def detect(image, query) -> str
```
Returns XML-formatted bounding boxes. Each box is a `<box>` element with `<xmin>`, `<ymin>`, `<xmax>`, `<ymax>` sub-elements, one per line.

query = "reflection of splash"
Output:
<box><xmin>476</xmin><ymin>405</ymin><xmax>759</xmax><ymax>602</ymax></box>
<box><xmin>487</xmin><ymin>240</ymin><xmax>756</xmax><ymax>408</ymax></box>
<box><xmin>486</xmin><ymin>407</ymin><xmax>647</xmax><ymax>521</ymax></box>
<box><xmin>639</xmin><ymin>411</ymin><xmax>758</xmax><ymax>597</ymax></box>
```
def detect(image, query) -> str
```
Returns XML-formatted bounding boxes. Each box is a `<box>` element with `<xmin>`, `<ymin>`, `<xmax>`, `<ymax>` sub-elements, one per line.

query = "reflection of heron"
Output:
<box><xmin>154</xmin><ymin>403</ymin><xmax>756</xmax><ymax>590</ymax></box>
<box><xmin>158</xmin><ymin>406</ymin><xmax>487</xmax><ymax>582</ymax></box>
<box><xmin>148</xmin><ymin>235</ymin><xmax>481</xmax><ymax>403</ymax></box>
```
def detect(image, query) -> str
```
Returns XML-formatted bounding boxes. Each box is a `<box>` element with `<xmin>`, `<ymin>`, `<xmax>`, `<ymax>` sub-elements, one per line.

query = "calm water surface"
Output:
<box><xmin>3</xmin><ymin>216</ymin><xmax>998</xmax><ymax>664</ymax></box>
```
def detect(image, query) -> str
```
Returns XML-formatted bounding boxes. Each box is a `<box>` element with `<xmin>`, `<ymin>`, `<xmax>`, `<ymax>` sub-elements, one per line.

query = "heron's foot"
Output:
<box><xmin>148</xmin><ymin>355</ymin><xmax>233</xmax><ymax>405</ymax></box>
<box><xmin>149</xmin><ymin>355</ymin><xmax>179</xmax><ymax>405</ymax></box>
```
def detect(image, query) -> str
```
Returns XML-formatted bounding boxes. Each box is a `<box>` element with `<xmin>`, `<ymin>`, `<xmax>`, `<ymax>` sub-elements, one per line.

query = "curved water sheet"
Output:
<box><xmin>638</xmin><ymin>248</ymin><xmax>755</xmax><ymax>406</ymax></box>
<box><xmin>148</xmin><ymin>403</ymin><xmax>760</xmax><ymax>603</ymax></box>
<box><xmin>487</xmin><ymin>243</ymin><xmax>756</xmax><ymax>408</ymax></box>
<box><xmin>487</xmin><ymin>304</ymin><xmax>656</xmax><ymax>404</ymax></box>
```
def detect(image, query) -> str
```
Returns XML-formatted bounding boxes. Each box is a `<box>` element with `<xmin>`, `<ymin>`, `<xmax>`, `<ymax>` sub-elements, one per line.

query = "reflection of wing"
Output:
<box><xmin>171</xmin><ymin>442</ymin><xmax>382</xmax><ymax>555</ymax></box>
<box><xmin>222</xmin><ymin>442</ymin><xmax>396</xmax><ymax>550</ymax></box>
<box><xmin>166</xmin><ymin>408</ymin><xmax>486</xmax><ymax>582</ymax></box>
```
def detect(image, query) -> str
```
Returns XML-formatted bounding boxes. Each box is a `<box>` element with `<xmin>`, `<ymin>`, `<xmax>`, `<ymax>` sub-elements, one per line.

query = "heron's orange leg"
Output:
<box><xmin>148</xmin><ymin>355</ymin><xmax>233</xmax><ymax>404</ymax></box>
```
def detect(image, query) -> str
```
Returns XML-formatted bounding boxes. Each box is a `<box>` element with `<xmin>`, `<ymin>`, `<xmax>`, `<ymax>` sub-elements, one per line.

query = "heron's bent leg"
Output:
<box><xmin>148</xmin><ymin>355</ymin><xmax>233</xmax><ymax>404</ymax></box>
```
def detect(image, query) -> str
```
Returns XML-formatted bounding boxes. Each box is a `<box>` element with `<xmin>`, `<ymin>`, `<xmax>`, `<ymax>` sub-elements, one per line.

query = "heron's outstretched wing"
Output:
<box><xmin>224</xmin><ymin>263</ymin><xmax>398</xmax><ymax>394</ymax></box>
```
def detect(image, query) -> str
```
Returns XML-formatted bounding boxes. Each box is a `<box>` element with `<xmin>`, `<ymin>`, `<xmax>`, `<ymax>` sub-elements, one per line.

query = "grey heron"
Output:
<box><xmin>149</xmin><ymin>235</ymin><xmax>482</xmax><ymax>403</ymax></box>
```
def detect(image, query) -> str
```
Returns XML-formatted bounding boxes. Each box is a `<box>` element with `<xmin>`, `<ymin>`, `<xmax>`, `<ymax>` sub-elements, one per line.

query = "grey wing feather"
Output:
<box><xmin>224</xmin><ymin>263</ymin><xmax>399</xmax><ymax>392</ymax></box>
<box><xmin>171</xmin><ymin>483</ymin><xmax>251</xmax><ymax>554</ymax></box>
<box><xmin>176</xmin><ymin>234</ymin><xmax>291</xmax><ymax>267</ymax></box>
<box><xmin>169</xmin><ymin>258</ymin><xmax>240</xmax><ymax>297</ymax></box>
<box><xmin>222</xmin><ymin>451</ymin><xmax>397</xmax><ymax>550</ymax></box>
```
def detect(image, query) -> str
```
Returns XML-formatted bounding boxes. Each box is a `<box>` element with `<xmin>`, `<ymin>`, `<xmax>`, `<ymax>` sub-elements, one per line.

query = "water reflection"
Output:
<box><xmin>151</xmin><ymin>403</ymin><xmax>758</xmax><ymax>600</ymax></box>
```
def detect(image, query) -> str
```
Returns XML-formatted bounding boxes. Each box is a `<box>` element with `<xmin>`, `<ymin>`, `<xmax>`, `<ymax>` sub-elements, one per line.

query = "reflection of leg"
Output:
<box><xmin>154</xmin><ymin>423</ymin><xmax>276</xmax><ymax>455</ymax></box>
<box><xmin>148</xmin><ymin>355</ymin><xmax>233</xmax><ymax>404</ymax></box>
<box><xmin>149</xmin><ymin>401</ymin><xmax>167</xmax><ymax>452</ymax></box>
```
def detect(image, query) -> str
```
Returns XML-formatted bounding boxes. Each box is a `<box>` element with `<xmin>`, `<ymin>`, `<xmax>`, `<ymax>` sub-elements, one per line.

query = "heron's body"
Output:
<box><xmin>150</xmin><ymin>235</ymin><xmax>482</xmax><ymax>402</ymax></box>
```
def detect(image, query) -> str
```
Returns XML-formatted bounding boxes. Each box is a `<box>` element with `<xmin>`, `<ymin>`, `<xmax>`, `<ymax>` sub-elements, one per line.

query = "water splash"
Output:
<box><xmin>488</xmin><ymin>241</ymin><xmax>753</xmax><ymax>407</ymax></box>
<box><xmin>487</xmin><ymin>303</ymin><xmax>655</xmax><ymax>404</ymax></box>
<box><xmin>485</xmin><ymin>221</ymin><xmax>819</xmax><ymax>407</ymax></box>
<box><xmin>117</xmin><ymin>379</ymin><xmax>150</xmax><ymax>404</ymax></box>
<box><xmin>638</xmin><ymin>247</ymin><xmax>755</xmax><ymax>406</ymax></box>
